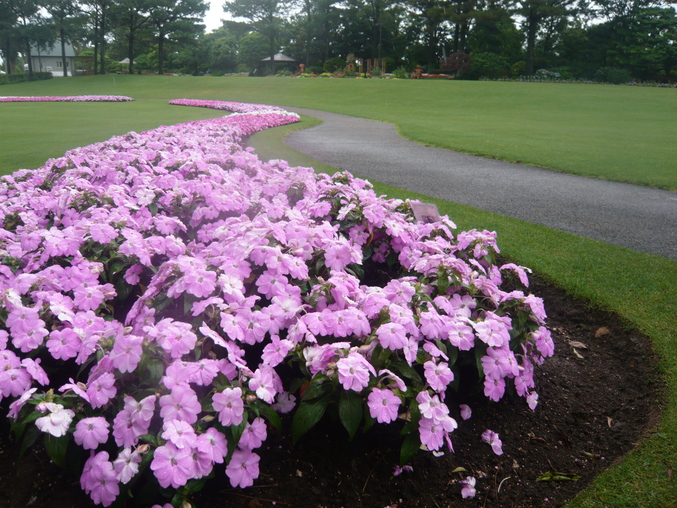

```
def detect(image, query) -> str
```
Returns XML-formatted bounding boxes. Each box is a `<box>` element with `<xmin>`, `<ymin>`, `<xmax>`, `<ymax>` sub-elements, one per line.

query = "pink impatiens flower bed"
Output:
<box><xmin>0</xmin><ymin>100</ymin><xmax>553</xmax><ymax>507</ymax></box>
<box><xmin>169</xmin><ymin>98</ymin><xmax>285</xmax><ymax>113</ymax></box>
<box><xmin>0</xmin><ymin>95</ymin><xmax>134</xmax><ymax>102</ymax></box>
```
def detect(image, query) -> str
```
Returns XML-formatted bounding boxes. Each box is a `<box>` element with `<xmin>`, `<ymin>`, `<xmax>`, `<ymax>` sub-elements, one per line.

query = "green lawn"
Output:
<box><xmin>1</xmin><ymin>76</ymin><xmax>677</xmax><ymax>507</ymax></box>
<box><xmin>2</xmin><ymin>75</ymin><xmax>676</xmax><ymax>189</ymax></box>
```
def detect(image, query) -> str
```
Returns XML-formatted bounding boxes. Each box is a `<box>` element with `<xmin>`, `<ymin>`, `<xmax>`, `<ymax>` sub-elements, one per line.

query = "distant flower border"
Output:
<box><xmin>0</xmin><ymin>95</ymin><xmax>134</xmax><ymax>102</ymax></box>
<box><xmin>169</xmin><ymin>98</ymin><xmax>285</xmax><ymax>114</ymax></box>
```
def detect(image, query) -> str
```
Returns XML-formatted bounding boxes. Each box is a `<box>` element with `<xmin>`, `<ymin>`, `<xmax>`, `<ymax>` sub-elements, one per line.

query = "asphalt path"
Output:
<box><xmin>284</xmin><ymin>107</ymin><xmax>677</xmax><ymax>261</ymax></box>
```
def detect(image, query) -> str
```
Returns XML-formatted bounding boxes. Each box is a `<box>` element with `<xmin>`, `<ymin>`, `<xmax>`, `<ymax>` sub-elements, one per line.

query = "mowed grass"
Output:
<box><xmin>1</xmin><ymin>76</ymin><xmax>677</xmax><ymax>507</ymax></box>
<box><xmin>0</xmin><ymin>100</ymin><xmax>224</xmax><ymax>173</ymax></box>
<box><xmin>2</xmin><ymin>75</ymin><xmax>676</xmax><ymax>189</ymax></box>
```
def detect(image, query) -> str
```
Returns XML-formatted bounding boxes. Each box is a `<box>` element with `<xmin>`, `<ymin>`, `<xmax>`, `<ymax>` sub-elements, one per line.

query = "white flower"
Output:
<box><xmin>35</xmin><ymin>403</ymin><xmax>74</xmax><ymax>437</ymax></box>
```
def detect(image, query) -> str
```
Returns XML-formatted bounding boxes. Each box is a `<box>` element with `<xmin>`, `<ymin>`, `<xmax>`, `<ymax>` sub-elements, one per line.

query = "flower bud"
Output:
<box><xmin>136</xmin><ymin>444</ymin><xmax>151</xmax><ymax>454</ymax></box>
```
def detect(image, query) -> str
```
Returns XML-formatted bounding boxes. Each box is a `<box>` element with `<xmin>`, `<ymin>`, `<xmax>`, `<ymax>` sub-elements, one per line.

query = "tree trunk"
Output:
<box><xmin>60</xmin><ymin>28</ymin><xmax>68</xmax><ymax>77</ymax></box>
<box><xmin>93</xmin><ymin>21</ymin><xmax>99</xmax><ymax>75</ymax></box>
<box><xmin>304</xmin><ymin>0</ymin><xmax>312</xmax><ymax>67</ymax></box>
<box><xmin>100</xmin><ymin>11</ymin><xmax>106</xmax><ymax>75</ymax></box>
<box><xmin>158</xmin><ymin>32</ymin><xmax>165</xmax><ymax>74</ymax></box>
<box><xmin>128</xmin><ymin>14</ymin><xmax>135</xmax><ymax>74</ymax></box>
<box><xmin>25</xmin><ymin>38</ymin><xmax>33</xmax><ymax>78</ymax></box>
<box><xmin>525</xmin><ymin>6</ymin><xmax>538</xmax><ymax>75</ymax></box>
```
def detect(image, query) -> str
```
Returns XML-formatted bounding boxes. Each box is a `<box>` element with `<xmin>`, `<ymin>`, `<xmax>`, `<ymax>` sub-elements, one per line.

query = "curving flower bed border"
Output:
<box><xmin>0</xmin><ymin>99</ymin><xmax>553</xmax><ymax>507</ymax></box>
<box><xmin>169</xmin><ymin>98</ymin><xmax>285</xmax><ymax>114</ymax></box>
<box><xmin>0</xmin><ymin>95</ymin><xmax>134</xmax><ymax>102</ymax></box>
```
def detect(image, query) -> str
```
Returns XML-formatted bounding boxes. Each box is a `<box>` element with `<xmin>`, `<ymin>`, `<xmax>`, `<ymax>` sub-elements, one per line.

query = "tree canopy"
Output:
<box><xmin>0</xmin><ymin>0</ymin><xmax>675</xmax><ymax>81</ymax></box>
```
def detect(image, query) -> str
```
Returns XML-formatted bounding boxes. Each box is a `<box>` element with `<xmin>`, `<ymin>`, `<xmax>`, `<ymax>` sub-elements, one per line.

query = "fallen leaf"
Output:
<box><xmin>536</xmin><ymin>471</ymin><xmax>581</xmax><ymax>482</ymax></box>
<box><xmin>595</xmin><ymin>327</ymin><xmax>611</xmax><ymax>338</ymax></box>
<box><xmin>569</xmin><ymin>340</ymin><xmax>588</xmax><ymax>349</ymax></box>
<box><xmin>607</xmin><ymin>417</ymin><xmax>613</xmax><ymax>428</ymax></box>
<box><xmin>573</xmin><ymin>348</ymin><xmax>584</xmax><ymax>359</ymax></box>
<box><xmin>452</xmin><ymin>467</ymin><xmax>467</xmax><ymax>473</ymax></box>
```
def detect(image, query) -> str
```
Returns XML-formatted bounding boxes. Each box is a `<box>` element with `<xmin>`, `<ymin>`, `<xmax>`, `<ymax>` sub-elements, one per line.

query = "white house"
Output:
<box><xmin>30</xmin><ymin>42</ymin><xmax>76</xmax><ymax>77</ymax></box>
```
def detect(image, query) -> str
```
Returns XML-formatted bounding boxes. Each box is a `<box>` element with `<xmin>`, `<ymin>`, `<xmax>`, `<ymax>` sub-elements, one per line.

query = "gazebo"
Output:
<box><xmin>260</xmin><ymin>53</ymin><xmax>295</xmax><ymax>75</ymax></box>
<box><xmin>260</xmin><ymin>53</ymin><xmax>295</xmax><ymax>63</ymax></box>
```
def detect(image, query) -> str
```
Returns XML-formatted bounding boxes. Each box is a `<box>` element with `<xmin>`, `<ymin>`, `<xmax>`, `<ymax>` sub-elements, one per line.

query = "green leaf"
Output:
<box><xmin>301</xmin><ymin>376</ymin><xmax>332</xmax><ymax>401</ymax></box>
<box><xmin>44</xmin><ymin>434</ymin><xmax>69</xmax><ymax>468</ymax></box>
<box><xmin>256</xmin><ymin>403</ymin><xmax>283</xmax><ymax>432</ymax></box>
<box><xmin>536</xmin><ymin>471</ymin><xmax>581</xmax><ymax>482</ymax></box>
<box><xmin>18</xmin><ymin>425</ymin><xmax>41</xmax><ymax>460</ymax></box>
<box><xmin>400</xmin><ymin>432</ymin><xmax>421</xmax><ymax>466</ymax></box>
<box><xmin>292</xmin><ymin>391</ymin><xmax>333</xmax><ymax>444</ymax></box>
<box><xmin>339</xmin><ymin>390</ymin><xmax>363</xmax><ymax>440</ymax></box>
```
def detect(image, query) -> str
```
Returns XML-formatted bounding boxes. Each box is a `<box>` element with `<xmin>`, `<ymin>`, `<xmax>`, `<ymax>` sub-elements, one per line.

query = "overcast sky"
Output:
<box><xmin>204</xmin><ymin>0</ymin><xmax>228</xmax><ymax>33</ymax></box>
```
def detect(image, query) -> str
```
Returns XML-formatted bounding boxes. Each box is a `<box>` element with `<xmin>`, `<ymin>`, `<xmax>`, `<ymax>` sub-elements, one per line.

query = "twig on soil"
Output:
<box><xmin>362</xmin><ymin>458</ymin><xmax>384</xmax><ymax>493</ymax></box>
<box><xmin>497</xmin><ymin>476</ymin><xmax>511</xmax><ymax>493</ymax></box>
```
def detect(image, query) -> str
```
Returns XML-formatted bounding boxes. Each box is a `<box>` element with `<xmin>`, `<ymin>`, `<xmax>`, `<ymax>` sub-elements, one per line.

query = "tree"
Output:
<box><xmin>111</xmin><ymin>0</ymin><xmax>152</xmax><ymax>74</ymax></box>
<box><xmin>148</xmin><ymin>0</ymin><xmax>207</xmax><ymax>74</ymax></box>
<box><xmin>513</xmin><ymin>0</ymin><xmax>579</xmax><ymax>75</ymax></box>
<box><xmin>6</xmin><ymin>0</ymin><xmax>44</xmax><ymax>78</ymax></box>
<box><xmin>408</xmin><ymin>0</ymin><xmax>449</xmax><ymax>70</ymax></box>
<box><xmin>45</xmin><ymin>0</ymin><xmax>81</xmax><ymax>77</ymax></box>
<box><xmin>467</xmin><ymin>2</ymin><xmax>522</xmax><ymax>65</ymax></box>
<box><xmin>82</xmin><ymin>0</ymin><xmax>114</xmax><ymax>74</ymax></box>
<box><xmin>617</xmin><ymin>5</ymin><xmax>677</xmax><ymax>79</ymax></box>
<box><xmin>0</xmin><ymin>0</ymin><xmax>19</xmax><ymax>73</ymax></box>
<box><xmin>224</xmin><ymin>0</ymin><xmax>294</xmax><ymax>74</ymax></box>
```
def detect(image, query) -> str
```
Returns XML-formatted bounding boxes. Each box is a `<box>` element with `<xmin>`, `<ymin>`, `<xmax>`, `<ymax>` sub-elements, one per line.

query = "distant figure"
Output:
<box><xmin>413</xmin><ymin>65</ymin><xmax>422</xmax><ymax>79</ymax></box>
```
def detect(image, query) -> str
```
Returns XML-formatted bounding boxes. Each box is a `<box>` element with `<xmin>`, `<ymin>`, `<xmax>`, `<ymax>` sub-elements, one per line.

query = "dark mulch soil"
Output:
<box><xmin>0</xmin><ymin>275</ymin><xmax>664</xmax><ymax>508</ymax></box>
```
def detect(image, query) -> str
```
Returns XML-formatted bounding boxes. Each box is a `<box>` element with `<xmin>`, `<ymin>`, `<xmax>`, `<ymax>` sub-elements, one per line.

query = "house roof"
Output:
<box><xmin>30</xmin><ymin>43</ymin><xmax>76</xmax><ymax>58</ymax></box>
<box><xmin>261</xmin><ymin>53</ymin><xmax>295</xmax><ymax>62</ymax></box>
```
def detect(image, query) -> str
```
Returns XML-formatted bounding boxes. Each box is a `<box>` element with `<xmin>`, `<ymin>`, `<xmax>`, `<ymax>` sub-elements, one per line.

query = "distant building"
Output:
<box><xmin>29</xmin><ymin>43</ymin><xmax>76</xmax><ymax>77</ymax></box>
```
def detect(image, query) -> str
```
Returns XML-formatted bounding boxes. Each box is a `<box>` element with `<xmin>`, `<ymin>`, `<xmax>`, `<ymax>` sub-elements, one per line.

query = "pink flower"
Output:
<box><xmin>461</xmin><ymin>476</ymin><xmax>477</xmax><ymax>499</ymax></box>
<box><xmin>113</xmin><ymin>447</ymin><xmax>142</xmax><ymax>484</ymax></box>
<box><xmin>159</xmin><ymin>385</ymin><xmax>202</xmax><ymax>423</ymax></box>
<box><xmin>212</xmin><ymin>387</ymin><xmax>245</xmax><ymax>426</ymax></box>
<box><xmin>248</xmin><ymin>366</ymin><xmax>279</xmax><ymax>403</ymax></box>
<box><xmin>110</xmin><ymin>334</ymin><xmax>143</xmax><ymax>373</ymax></box>
<box><xmin>416</xmin><ymin>391</ymin><xmax>449</xmax><ymax>422</ymax></box>
<box><xmin>367</xmin><ymin>388</ymin><xmax>401</xmax><ymax>423</ymax></box>
<box><xmin>196</xmin><ymin>427</ymin><xmax>228</xmax><ymax>464</ymax></box>
<box><xmin>74</xmin><ymin>417</ymin><xmax>110</xmax><ymax>450</ymax></box>
<box><xmin>376</xmin><ymin>322</ymin><xmax>408</xmax><ymax>351</ymax></box>
<box><xmin>418</xmin><ymin>414</ymin><xmax>457</xmax><ymax>451</ymax></box>
<box><xmin>337</xmin><ymin>352</ymin><xmax>375</xmax><ymax>392</ymax></box>
<box><xmin>459</xmin><ymin>404</ymin><xmax>472</xmax><ymax>420</ymax></box>
<box><xmin>225</xmin><ymin>448</ymin><xmax>260</xmax><ymax>488</ymax></box>
<box><xmin>87</xmin><ymin>372</ymin><xmax>117</xmax><ymax>409</ymax></box>
<box><xmin>151</xmin><ymin>442</ymin><xmax>196</xmax><ymax>489</ymax></box>
<box><xmin>423</xmin><ymin>361</ymin><xmax>454</xmax><ymax>392</ymax></box>
<box><xmin>484</xmin><ymin>376</ymin><xmax>506</xmax><ymax>402</ymax></box>
<box><xmin>239</xmin><ymin>417</ymin><xmax>267</xmax><ymax>450</ymax></box>
<box><xmin>481</xmin><ymin>429</ymin><xmax>503</xmax><ymax>456</ymax></box>
<box><xmin>81</xmin><ymin>451</ymin><xmax>120</xmax><ymax>507</ymax></box>
<box><xmin>7</xmin><ymin>387</ymin><xmax>37</xmax><ymax>419</ymax></box>
<box><xmin>0</xmin><ymin>367</ymin><xmax>32</xmax><ymax>398</ymax></box>
<box><xmin>162</xmin><ymin>419</ymin><xmax>198</xmax><ymax>449</ymax></box>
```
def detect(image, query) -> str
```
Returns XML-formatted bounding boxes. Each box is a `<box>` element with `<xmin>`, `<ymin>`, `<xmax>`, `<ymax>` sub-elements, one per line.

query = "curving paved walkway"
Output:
<box><xmin>283</xmin><ymin>107</ymin><xmax>677</xmax><ymax>261</ymax></box>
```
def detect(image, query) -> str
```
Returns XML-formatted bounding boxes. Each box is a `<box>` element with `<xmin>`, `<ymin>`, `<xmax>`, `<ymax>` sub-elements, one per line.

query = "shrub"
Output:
<box><xmin>595</xmin><ymin>66</ymin><xmax>632</xmax><ymax>84</ymax></box>
<box><xmin>464</xmin><ymin>53</ymin><xmax>511</xmax><ymax>80</ymax></box>
<box><xmin>440</xmin><ymin>51</ymin><xmax>471</xmax><ymax>76</ymax></box>
<box><xmin>323</xmin><ymin>57</ymin><xmax>346</xmax><ymax>73</ymax></box>
<box><xmin>391</xmin><ymin>66</ymin><xmax>410</xmax><ymax>79</ymax></box>
<box><xmin>511</xmin><ymin>61</ymin><xmax>526</xmax><ymax>77</ymax></box>
<box><xmin>0</xmin><ymin>72</ymin><xmax>53</xmax><ymax>85</ymax></box>
<box><xmin>0</xmin><ymin>99</ymin><xmax>553</xmax><ymax>507</ymax></box>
